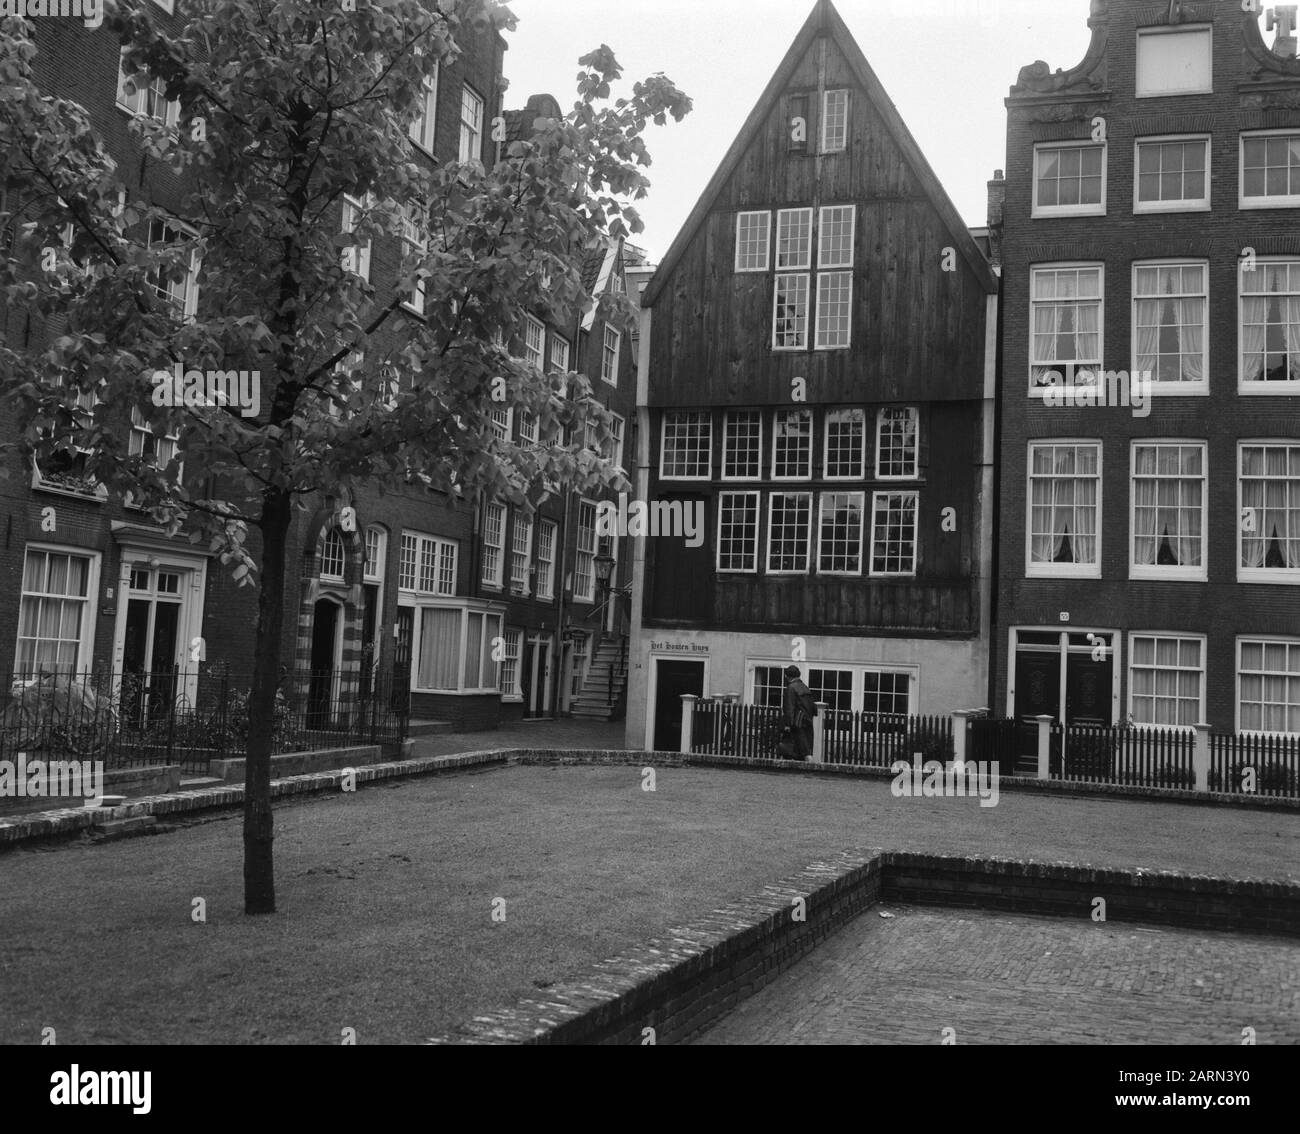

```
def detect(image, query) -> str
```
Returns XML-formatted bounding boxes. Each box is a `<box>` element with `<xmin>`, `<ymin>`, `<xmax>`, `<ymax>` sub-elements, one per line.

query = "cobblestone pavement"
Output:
<box><xmin>407</xmin><ymin>717</ymin><xmax>630</xmax><ymax>758</ymax></box>
<box><xmin>692</xmin><ymin>905</ymin><xmax>1300</xmax><ymax>1045</ymax></box>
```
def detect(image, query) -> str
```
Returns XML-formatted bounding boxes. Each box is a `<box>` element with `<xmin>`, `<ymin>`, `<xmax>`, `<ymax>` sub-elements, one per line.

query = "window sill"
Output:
<box><xmin>1134</xmin><ymin>202</ymin><xmax>1210</xmax><ymax>214</ymax></box>
<box><xmin>1129</xmin><ymin>567</ymin><xmax>1206</xmax><ymax>583</ymax></box>
<box><xmin>1238</xmin><ymin>383</ymin><xmax>1300</xmax><ymax>395</ymax></box>
<box><xmin>32</xmin><ymin>477</ymin><xmax>108</xmax><ymax>503</ymax></box>
<box><xmin>1031</xmin><ymin>207</ymin><xmax>1106</xmax><ymax>219</ymax></box>
<box><xmin>1237</xmin><ymin>571</ymin><xmax>1300</xmax><ymax>585</ymax></box>
<box><xmin>1025</xmin><ymin>566</ymin><xmax>1102</xmax><ymax>580</ymax></box>
<box><xmin>1238</xmin><ymin>197</ymin><xmax>1300</xmax><ymax>211</ymax></box>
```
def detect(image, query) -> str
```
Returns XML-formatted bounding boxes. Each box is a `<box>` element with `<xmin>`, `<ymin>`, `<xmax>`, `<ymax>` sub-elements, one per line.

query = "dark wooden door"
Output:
<box><xmin>653</xmin><ymin>660</ymin><xmax>705</xmax><ymax>752</ymax></box>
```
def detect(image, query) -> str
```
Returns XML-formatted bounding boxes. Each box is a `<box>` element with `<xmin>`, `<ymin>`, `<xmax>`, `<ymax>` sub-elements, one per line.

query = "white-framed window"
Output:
<box><xmin>766</xmin><ymin>492</ymin><xmax>813</xmax><ymax>575</ymax></box>
<box><xmin>341</xmin><ymin>194</ymin><xmax>373</xmax><ymax>280</ymax></box>
<box><xmin>574</xmin><ymin>500</ymin><xmax>597</xmax><ymax>602</ymax></box>
<box><xmin>863</xmin><ymin>670</ymin><xmax>912</xmax><ymax>716</ymax></box>
<box><xmin>659</xmin><ymin>411</ymin><xmax>711</xmax><ymax>480</ymax></box>
<box><xmin>414</xmin><ymin>604</ymin><xmax>502</xmax><ymax>693</ymax></box>
<box><xmin>1132</xmin><ymin>260</ymin><xmax>1208</xmax><ymax>390</ymax></box>
<box><xmin>364</xmin><ymin>526</ymin><xmax>386</xmax><ymax>582</ymax></box>
<box><xmin>15</xmin><ymin>546</ymin><xmax>100</xmax><ymax>675</ymax></box>
<box><xmin>519</xmin><ymin>315</ymin><xmax>545</xmax><ymax>371</ymax></box>
<box><xmin>1239</xmin><ymin>442</ymin><xmax>1300</xmax><ymax>580</ymax></box>
<box><xmin>604</xmin><ymin>413</ymin><xmax>625</xmax><ymax>470</ymax></box>
<box><xmin>1130</xmin><ymin>441</ymin><xmax>1206</xmax><ymax>581</ymax></box>
<box><xmin>1240</xmin><ymin>258</ymin><xmax>1300</xmax><ymax>390</ymax></box>
<box><xmin>818</xmin><ymin>491</ymin><xmax>865</xmax><ymax>575</ymax></box>
<box><xmin>815</xmin><ymin>271</ymin><xmax>852</xmax><ymax>350</ymax></box>
<box><xmin>146</xmin><ymin>219</ymin><xmax>200</xmax><ymax>318</ymax></box>
<box><xmin>518</xmin><ymin>410</ymin><xmax>538</xmax><ymax>446</ymax></box>
<box><xmin>870</xmin><ymin>491</ymin><xmax>918</xmax><ymax>577</ymax></box>
<box><xmin>1134</xmin><ymin>136</ymin><xmax>1210</xmax><ymax>212</ymax></box>
<box><xmin>510</xmin><ymin>515</ymin><xmax>533</xmax><ymax>593</ymax></box>
<box><xmin>1241</xmin><ymin>130</ymin><xmax>1300</xmax><ymax>209</ymax></box>
<box><xmin>547</xmin><ymin>331</ymin><xmax>568</xmax><ymax>373</ymax></box>
<box><xmin>1027</xmin><ymin>441</ymin><xmax>1102</xmax><ymax>578</ymax></box>
<box><xmin>717</xmin><ymin>491</ymin><xmax>760</xmax><ymax>573</ymax></box>
<box><xmin>318</xmin><ymin>528</ymin><xmax>346</xmax><ymax>581</ymax></box>
<box><xmin>570</xmin><ymin>634</ymin><xmax>591</xmax><ymax>699</ymax></box>
<box><xmin>821</xmin><ymin>88</ymin><xmax>849</xmax><ymax>153</ymax></box>
<box><xmin>409</xmin><ymin>56</ymin><xmax>439</xmax><ymax>153</ymax></box>
<box><xmin>723</xmin><ymin>410</ymin><xmax>763</xmax><ymax>480</ymax></box>
<box><xmin>775</xmin><ymin>208</ymin><xmax>812</xmax><ymax>270</ymax></box>
<box><xmin>748</xmin><ymin>660</ymin><xmax>915</xmax><ymax>715</ymax></box>
<box><xmin>1032</xmin><ymin>142</ymin><xmax>1106</xmax><ymax>217</ymax></box>
<box><xmin>771</xmin><ymin>408</ymin><xmax>812</xmax><ymax>480</ymax></box>
<box><xmin>1029</xmin><ymin>264</ymin><xmax>1103</xmax><ymax>391</ymax></box>
<box><xmin>772</xmin><ymin>273</ymin><xmax>810</xmax><ymax>350</ymax></box>
<box><xmin>33</xmin><ymin>381</ymin><xmax>104</xmax><ymax>499</ymax></box>
<box><xmin>876</xmin><ymin>407</ymin><xmax>919</xmax><ymax>479</ymax></box>
<box><xmin>127</xmin><ymin>406</ymin><xmax>180</xmax><ymax>504</ymax></box>
<box><xmin>808</xmin><ymin>668</ymin><xmax>854</xmax><ymax>712</ymax></box>
<box><xmin>735</xmin><ymin>210</ymin><xmax>771</xmax><ymax>272</ymax></box>
<box><xmin>399</xmin><ymin>203</ymin><xmax>428</xmax><ymax>315</ymax></box>
<box><xmin>536</xmin><ymin>520</ymin><xmax>557</xmax><ymax>600</ymax></box>
<box><xmin>824</xmin><ymin>408</ymin><xmax>865</xmax><ymax>480</ymax></box>
<box><xmin>458</xmin><ymin>84</ymin><xmax>485</xmax><ymax>165</ymax></box>
<box><xmin>601</xmin><ymin>325</ymin><xmax>620</xmax><ymax>385</ymax></box>
<box><xmin>481</xmin><ymin>500</ymin><xmax>506</xmax><ymax>587</ymax></box>
<box><xmin>1128</xmin><ymin>633</ymin><xmax>1204</xmax><ymax>728</ymax></box>
<box><xmin>817</xmin><ymin>205</ymin><xmax>855</xmax><ymax>268</ymax></box>
<box><xmin>489</xmin><ymin>405</ymin><xmax>512</xmax><ymax>442</ymax></box>
<box><xmin>1136</xmin><ymin>25</ymin><xmax>1212</xmax><ymax>98</ymax></box>
<box><xmin>750</xmin><ymin>664</ymin><xmax>786</xmax><ymax>709</ymax></box>
<box><xmin>400</xmin><ymin>531</ymin><xmax>457</xmax><ymax>596</ymax></box>
<box><xmin>1238</xmin><ymin>637</ymin><xmax>1300</xmax><ymax>734</ymax></box>
<box><xmin>115</xmin><ymin>49</ymin><xmax>179</xmax><ymax>125</ymax></box>
<box><xmin>501</xmin><ymin>627</ymin><xmax>523</xmax><ymax>698</ymax></box>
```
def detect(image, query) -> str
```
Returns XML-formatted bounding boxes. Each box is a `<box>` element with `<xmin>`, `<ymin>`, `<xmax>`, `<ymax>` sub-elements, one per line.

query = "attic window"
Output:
<box><xmin>1136</xmin><ymin>26</ymin><xmax>1212</xmax><ymax>98</ymax></box>
<box><xmin>788</xmin><ymin>93</ymin><xmax>809</xmax><ymax>153</ymax></box>
<box><xmin>821</xmin><ymin>89</ymin><xmax>849</xmax><ymax>153</ymax></box>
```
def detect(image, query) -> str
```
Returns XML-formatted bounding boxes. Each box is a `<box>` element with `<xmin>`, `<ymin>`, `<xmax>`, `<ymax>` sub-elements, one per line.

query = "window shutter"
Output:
<box><xmin>787</xmin><ymin>93</ymin><xmax>808</xmax><ymax>154</ymax></box>
<box><xmin>918</xmin><ymin>409</ymin><xmax>930</xmax><ymax>477</ymax></box>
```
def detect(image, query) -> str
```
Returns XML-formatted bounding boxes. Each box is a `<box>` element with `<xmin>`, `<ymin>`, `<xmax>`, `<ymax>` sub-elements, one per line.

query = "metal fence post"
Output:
<box><xmin>1036</xmin><ymin>714</ymin><xmax>1053</xmax><ymax>780</ymax></box>
<box><xmin>812</xmin><ymin>702</ymin><xmax>828</xmax><ymax>764</ymax></box>
<box><xmin>1193</xmin><ymin>722</ymin><xmax>1210</xmax><ymax>792</ymax></box>
<box><xmin>679</xmin><ymin>694</ymin><xmax>697</xmax><ymax>754</ymax></box>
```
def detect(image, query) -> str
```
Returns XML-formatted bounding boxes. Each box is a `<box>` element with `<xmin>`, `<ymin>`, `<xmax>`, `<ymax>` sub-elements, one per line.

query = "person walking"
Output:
<box><xmin>781</xmin><ymin>664</ymin><xmax>817</xmax><ymax>760</ymax></box>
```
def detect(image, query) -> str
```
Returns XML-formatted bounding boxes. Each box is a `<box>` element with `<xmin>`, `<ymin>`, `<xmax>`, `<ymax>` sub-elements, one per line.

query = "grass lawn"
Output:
<box><xmin>1</xmin><ymin>762</ymin><xmax>1297</xmax><ymax>1044</ymax></box>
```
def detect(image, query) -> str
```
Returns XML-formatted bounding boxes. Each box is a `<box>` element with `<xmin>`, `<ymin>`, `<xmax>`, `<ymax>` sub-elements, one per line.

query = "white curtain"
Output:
<box><xmin>1241</xmin><ymin>297</ymin><xmax>1270</xmax><ymax>383</ymax></box>
<box><xmin>1133</xmin><ymin>446</ymin><xmax>1159</xmax><ymax>565</ymax></box>
<box><xmin>418</xmin><ymin>608</ymin><xmax>460</xmax><ymax>690</ymax></box>
<box><xmin>1178</xmin><ymin>298</ymin><xmax>1205</xmax><ymax>382</ymax></box>
<box><xmin>1134</xmin><ymin>299</ymin><xmax>1162</xmax><ymax>378</ymax></box>
<box><xmin>1241</xmin><ymin>448</ymin><xmax>1267</xmax><ymax>568</ymax></box>
<box><xmin>1287</xmin><ymin>297</ymin><xmax>1300</xmax><ymax>381</ymax></box>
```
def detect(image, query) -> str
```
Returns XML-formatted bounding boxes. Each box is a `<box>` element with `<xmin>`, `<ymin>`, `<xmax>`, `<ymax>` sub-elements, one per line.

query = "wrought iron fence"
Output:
<box><xmin>0</xmin><ymin>667</ymin><xmax>409</xmax><ymax>775</ymax></box>
<box><xmin>1210</xmin><ymin>732</ymin><xmax>1300</xmax><ymax>797</ymax></box>
<box><xmin>823</xmin><ymin>710</ymin><xmax>953</xmax><ymax>767</ymax></box>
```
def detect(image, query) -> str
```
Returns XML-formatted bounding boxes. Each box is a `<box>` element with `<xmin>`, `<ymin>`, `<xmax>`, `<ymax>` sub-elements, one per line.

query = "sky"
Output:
<box><xmin>500</xmin><ymin>0</ymin><xmax>1098</xmax><ymax>262</ymax></box>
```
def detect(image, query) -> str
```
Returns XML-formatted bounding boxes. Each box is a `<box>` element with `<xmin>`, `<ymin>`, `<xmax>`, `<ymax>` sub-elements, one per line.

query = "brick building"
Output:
<box><xmin>992</xmin><ymin>0</ymin><xmax>1300</xmax><ymax>739</ymax></box>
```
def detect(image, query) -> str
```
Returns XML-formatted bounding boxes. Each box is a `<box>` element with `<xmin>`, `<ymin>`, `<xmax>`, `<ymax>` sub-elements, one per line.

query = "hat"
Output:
<box><xmin>783</xmin><ymin>664</ymin><xmax>801</xmax><ymax>679</ymax></box>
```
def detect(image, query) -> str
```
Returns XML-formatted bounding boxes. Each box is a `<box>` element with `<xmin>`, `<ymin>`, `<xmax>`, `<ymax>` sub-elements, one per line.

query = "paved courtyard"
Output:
<box><xmin>692</xmin><ymin>905</ymin><xmax>1300</xmax><ymax>1045</ymax></box>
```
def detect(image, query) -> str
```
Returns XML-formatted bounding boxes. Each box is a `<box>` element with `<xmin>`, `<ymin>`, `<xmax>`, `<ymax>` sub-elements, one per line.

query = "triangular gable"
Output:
<box><xmin>641</xmin><ymin>0</ymin><xmax>996</xmax><ymax>308</ymax></box>
<box><xmin>581</xmin><ymin>239</ymin><xmax>622</xmax><ymax>332</ymax></box>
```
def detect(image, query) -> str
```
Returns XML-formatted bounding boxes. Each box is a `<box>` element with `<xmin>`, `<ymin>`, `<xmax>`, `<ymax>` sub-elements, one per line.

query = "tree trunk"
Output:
<box><xmin>244</xmin><ymin>486</ymin><xmax>292</xmax><ymax>915</ymax></box>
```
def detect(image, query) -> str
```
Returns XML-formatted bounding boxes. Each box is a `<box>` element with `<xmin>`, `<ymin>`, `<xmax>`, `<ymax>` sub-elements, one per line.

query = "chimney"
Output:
<box><xmin>987</xmin><ymin>169</ymin><xmax>1006</xmax><ymax>229</ymax></box>
<box><xmin>1268</xmin><ymin>5</ymin><xmax>1298</xmax><ymax>59</ymax></box>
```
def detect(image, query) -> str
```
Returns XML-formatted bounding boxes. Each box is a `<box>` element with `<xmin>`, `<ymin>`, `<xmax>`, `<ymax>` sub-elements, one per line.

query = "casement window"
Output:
<box><xmin>1032</xmin><ymin>143</ymin><xmax>1106</xmax><ymax>217</ymax></box>
<box><xmin>751</xmin><ymin>664</ymin><xmax>787</xmax><ymax>709</ymax></box>
<box><xmin>521</xmin><ymin>315</ymin><xmax>544</xmax><ymax>371</ymax></box>
<box><xmin>409</xmin><ymin>56</ymin><xmax>439</xmax><ymax>152</ymax></box>
<box><xmin>755</xmin><ymin>662</ymin><xmax>914</xmax><ymax>714</ymax></box>
<box><xmin>414</xmin><ymin>605</ymin><xmax>502</xmax><ymax>692</ymax></box>
<box><xmin>659</xmin><ymin>411</ymin><xmax>711</xmax><ymax>479</ymax></box>
<box><xmin>518</xmin><ymin>411</ymin><xmax>538</xmax><ymax>445</ymax></box>
<box><xmin>1128</xmin><ymin>634</ymin><xmax>1204</xmax><ymax>728</ymax></box>
<box><xmin>787</xmin><ymin>93</ymin><xmax>809</xmax><ymax>154</ymax></box>
<box><xmin>603</xmin><ymin>413</ymin><xmax>625</xmax><ymax>469</ymax></box>
<box><xmin>775</xmin><ymin>209</ymin><xmax>812</xmax><ymax>270</ymax></box>
<box><xmin>1241</xmin><ymin>131</ymin><xmax>1300</xmax><ymax>209</ymax></box>
<box><xmin>510</xmin><ymin>515</ymin><xmax>533</xmax><ymax>593</ymax></box>
<box><xmin>399</xmin><ymin>531</ymin><xmax>457</xmax><ymax>595</ymax></box>
<box><xmin>458</xmin><ymin>84</ymin><xmax>485</xmax><ymax>164</ymax></box>
<box><xmin>818</xmin><ymin>491</ymin><xmax>865</xmax><ymax>575</ymax></box>
<box><xmin>1136</xmin><ymin>25</ymin><xmax>1212</xmax><ymax>97</ymax></box>
<box><xmin>489</xmin><ymin>406</ymin><xmax>512</xmax><ymax>442</ymax></box>
<box><xmin>1130</xmin><ymin>442</ymin><xmax>1206</xmax><ymax>581</ymax></box>
<box><xmin>1134</xmin><ymin>136</ymin><xmax>1210</xmax><ymax>212</ymax></box>
<box><xmin>547</xmin><ymin>332</ymin><xmax>569</xmax><ymax>374</ymax></box>
<box><xmin>817</xmin><ymin>205</ymin><xmax>855</xmax><ymax>268</ymax></box>
<box><xmin>824</xmin><ymin>408</ymin><xmax>865</xmax><ymax>479</ymax></box>
<box><xmin>481</xmin><ymin>501</ymin><xmax>506</xmax><ymax>587</ymax></box>
<box><xmin>146</xmin><ymin>219</ymin><xmax>200</xmax><ymax>317</ymax></box>
<box><xmin>500</xmin><ymin>627</ymin><xmax>523</xmax><ymax>697</ymax></box>
<box><xmin>771</xmin><ymin>408</ymin><xmax>812</xmax><ymax>480</ymax></box>
<box><xmin>364</xmin><ymin>527</ymin><xmax>386</xmax><ymax>582</ymax></box>
<box><xmin>1133</xmin><ymin>261</ymin><xmax>1207</xmax><ymax>390</ymax></box>
<box><xmin>1029</xmin><ymin>264</ymin><xmax>1103</xmax><ymax>390</ymax></box>
<box><xmin>33</xmin><ymin>382</ymin><xmax>103</xmax><ymax>499</ymax></box>
<box><xmin>127</xmin><ymin>406</ymin><xmax>180</xmax><ymax>502</ymax></box>
<box><xmin>815</xmin><ymin>271</ymin><xmax>852</xmax><ymax>350</ymax></box>
<box><xmin>717</xmin><ymin>491</ymin><xmax>760</xmax><ymax>573</ymax></box>
<box><xmin>318</xmin><ymin>528</ymin><xmax>346</xmax><ymax>581</ymax></box>
<box><xmin>570</xmin><ymin>634</ymin><xmax>591</xmax><ymax>698</ymax></box>
<box><xmin>535</xmin><ymin>520</ymin><xmax>557</xmax><ymax>600</ymax></box>
<box><xmin>735</xmin><ymin>211</ymin><xmax>771</xmax><ymax>272</ymax></box>
<box><xmin>1027</xmin><ymin>442</ymin><xmax>1101</xmax><ymax>577</ymax></box>
<box><xmin>115</xmin><ymin>49</ymin><xmax>179</xmax><ymax>126</ymax></box>
<box><xmin>574</xmin><ymin>500</ymin><xmax>597</xmax><ymax>602</ymax></box>
<box><xmin>1238</xmin><ymin>638</ymin><xmax>1300</xmax><ymax>734</ymax></box>
<box><xmin>821</xmin><ymin>89</ymin><xmax>849</xmax><ymax>153</ymax></box>
<box><xmin>399</xmin><ymin>203</ymin><xmax>428</xmax><ymax>314</ymax></box>
<box><xmin>876</xmin><ymin>407</ymin><xmax>919</xmax><ymax>479</ymax></box>
<box><xmin>772</xmin><ymin>273</ymin><xmax>810</xmax><ymax>350</ymax></box>
<box><xmin>1239</xmin><ymin>259</ymin><xmax>1300</xmax><ymax>389</ymax></box>
<box><xmin>601</xmin><ymin>325</ymin><xmax>620</xmax><ymax>385</ymax></box>
<box><xmin>766</xmin><ymin>492</ymin><xmax>813</xmax><ymax>574</ymax></box>
<box><xmin>341</xmin><ymin>194</ymin><xmax>373</xmax><ymax>280</ymax></box>
<box><xmin>870</xmin><ymin>491</ymin><xmax>918</xmax><ymax>577</ymax></box>
<box><xmin>809</xmin><ymin>668</ymin><xmax>854</xmax><ymax>712</ymax></box>
<box><xmin>1239</xmin><ymin>442</ymin><xmax>1300</xmax><ymax>579</ymax></box>
<box><xmin>723</xmin><ymin>410</ymin><xmax>763</xmax><ymax>480</ymax></box>
<box><xmin>15</xmin><ymin>547</ymin><xmax>100</xmax><ymax>675</ymax></box>
<box><xmin>863</xmin><ymin>670</ymin><xmax>911</xmax><ymax>716</ymax></box>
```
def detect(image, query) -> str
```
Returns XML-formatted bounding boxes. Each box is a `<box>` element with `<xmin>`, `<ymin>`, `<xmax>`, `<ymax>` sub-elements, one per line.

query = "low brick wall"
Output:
<box><xmin>409</xmin><ymin>693</ymin><xmax>499</xmax><ymax>731</ymax></box>
<box><xmin>0</xmin><ymin>764</ymin><xmax>180</xmax><ymax>818</ymax></box>
<box><xmin>207</xmin><ymin>745</ymin><xmax>383</xmax><ymax>785</ymax></box>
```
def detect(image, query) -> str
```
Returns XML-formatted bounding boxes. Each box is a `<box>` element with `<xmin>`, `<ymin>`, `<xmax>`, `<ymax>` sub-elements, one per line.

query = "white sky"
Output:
<box><xmin>501</xmin><ymin>0</ymin><xmax>1096</xmax><ymax>261</ymax></box>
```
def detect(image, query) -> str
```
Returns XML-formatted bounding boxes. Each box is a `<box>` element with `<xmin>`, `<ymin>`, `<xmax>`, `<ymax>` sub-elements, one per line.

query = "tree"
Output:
<box><xmin>0</xmin><ymin>0</ymin><xmax>689</xmax><ymax>913</ymax></box>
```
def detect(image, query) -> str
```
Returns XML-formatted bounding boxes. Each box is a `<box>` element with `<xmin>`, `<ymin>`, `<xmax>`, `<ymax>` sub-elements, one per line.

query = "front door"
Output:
<box><xmin>521</xmin><ymin>641</ymin><xmax>536</xmax><ymax>717</ymax></box>
<box><xmin>1066</xmin><ymin>651</ymin><xmax>1113</xmax><ymax>724</ymax></box>
<box><xmin>653</xmin><ymin>659</ymin><xmax>705</xmax><ymax>752</ymax></box>
<box><xmin>121</xmin><ymin>567</ymin><xmax>184</xmax><ymax>725</ymax></box>
<box><xmin>524</xmin><ymin>634</ymin><xmax>552</xmax><ymax>717</ymax></box>
<box><xmin>1013</xmin><ymin>646</ymin><xmax>1060</xmax><ymax>764</ymax></box>
<box><xmin>308</xmin><ymin>599</ymin><xmax>340</xmax><ymax>727</ymax></box>
<box><xmin>392</xmin><ymin>607</ymin><xmax>413</xmax><ymax>713</ymax></box>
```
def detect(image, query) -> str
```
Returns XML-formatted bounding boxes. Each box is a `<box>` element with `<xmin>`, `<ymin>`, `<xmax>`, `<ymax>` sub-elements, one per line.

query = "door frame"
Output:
<box><xmin>644</xmin><ymin>651</ymin><xmax>710</xmax><ymax>750</ymax></box>
<box><xmin>1006</xmin><ymin>626</ymin><xmax>1121</xmax><ymax>725</ymax></box>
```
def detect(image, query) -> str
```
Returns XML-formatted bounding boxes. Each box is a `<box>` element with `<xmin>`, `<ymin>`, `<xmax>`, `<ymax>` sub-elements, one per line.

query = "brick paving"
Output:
<box><xmin>692</xmin><ymin>905</ymin><xmax>1300</xmax><ymax>1045</ymax></box>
